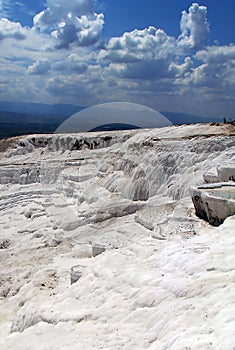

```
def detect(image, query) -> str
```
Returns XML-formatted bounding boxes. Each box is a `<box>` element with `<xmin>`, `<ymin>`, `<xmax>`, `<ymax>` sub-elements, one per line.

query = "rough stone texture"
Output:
<box><xmin>191</xmin><ymin>183</ymin><xmax>235</xmax><ymax>226</ymax></box>
<box><xmin>204</xmin><ymin>164</ymin><xmax>235</xmax><ymax>183</ymax></box>
<box><xmin>217</xmin><ymin>165</ymin><xmax>235</xmax><ymax>182</ymax></box>
<box><xmin>70</xmin><ymin>265</ymin><xmax>85</xmax><ymax>285</ymax></box>
<box><xmin>0</xmin><ymin>124</ymin><xmax>235</xmax><ymax>350</ymax></box>
<box><xmin>91</xmin><ymin>242</ymin><xmax>106</xmax><ymax>257</ymax></box>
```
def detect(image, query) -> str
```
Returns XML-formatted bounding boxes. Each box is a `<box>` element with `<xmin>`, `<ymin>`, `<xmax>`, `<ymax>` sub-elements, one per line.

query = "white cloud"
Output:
<box><xmin>51</xmin><ymin>13</ymin><xmax>104</xmax><ymax>48</ymax></box>
<box><xmin>179</xmin><ymin>3</ymin><xmax>209</xmax><ymax>49</ymax></box>
<box><xmin>0</xmin><ymin>18</ymin><xmax>26</xmax><ymax>40</ymax></box>
<box><xmin>195</xmin><ymin>45</ymin><xmax>235</xmax><ymax>63</ymax></box>
<box><xmin>169</xmin><ymin>57</ymin><xmax>194</xmax><ymax>78</ymax></box>
<box><xmin>33</xmin><ymin>0</ymin><xmax>104</xmax><ymax>49</ymax></box>
<box><xmin>34</xmin><ymin>0</ymin><xmax>94</xmax><ymax>28</ymax></box>
<box><xmin>46</xmin><ymin>73</ymin><xmax>97</xmax><ymax>106</ymax></box>
<box><xmin>0</xmin><ymin>0</ymin><xmax>10</xmax><ymax>17</ymax></box>
<box><xmin>99</xmin><ymin>3</ymin><xmax>210</xmax><ymax>82</ymax></box>
<box><xmin>100</xmin><ymin>27</ymin><xmax>176</xmax><ymax>63</ymax></box>
<box><xmin>54</xmin><ymin>53</ymin><xmax>88</xmax><ymax>73</ymax></box>
<box><xmin>27</xmin><ymin>59</ymin><xmax>51</xmax><ymax>75</ymax></box>
<box><xmin>99</xmin><ymin>27</ymin><xmax>178</xmax><ymax>80</ymax></box>
<box><xmin>0</xmin><ymin>2</ymin><xmax>234</xmax><ymax>118</ymax></box>
<box><xmin>178</xmin><ymin>45</ymin><xmax>235</xmax><ymax>92</ymax></box>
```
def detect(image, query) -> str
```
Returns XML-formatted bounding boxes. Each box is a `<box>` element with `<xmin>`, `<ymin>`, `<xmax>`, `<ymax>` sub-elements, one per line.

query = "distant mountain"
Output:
<box><xmin>0</xmin><ymin>101</ymin><xmax>86</xmax><ymax>139</ymax></box>
<box><xmin>0</xmin><ymin>111</ymin><xmax>70</xmax><ymax>139</ymax></box>
<box><xmin>90</xmin><ymin>123</ymin><xmax>141</xmax><ymax>132</ymax></box>
<box><xmin>0</xmin><ymin>100</ymin><xmax>224</xmax><ymax>139</ymax></box>
<box><xmin>161</xmin><ymin>112</ymin><xmax>222</xmax><ymax>125</ymax></box>
<box><xmin>0</xmin><ymin>101</ymin><xmax>85</xmax><ymax>116</ymax></box>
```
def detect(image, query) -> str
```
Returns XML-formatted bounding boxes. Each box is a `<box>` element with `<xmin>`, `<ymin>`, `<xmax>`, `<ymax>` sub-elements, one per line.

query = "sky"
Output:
<box><xmin>0</xmin><ymin>0</ymin><xmax>235</xmax><ymax>118</ymax></box>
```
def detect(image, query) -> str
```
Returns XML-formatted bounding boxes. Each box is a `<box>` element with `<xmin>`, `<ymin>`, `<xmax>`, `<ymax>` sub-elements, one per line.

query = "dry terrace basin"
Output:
<box><xmin>191</xmin><ymin>183</ymin><xmax>235</xmax><ymax>226</ymax></box>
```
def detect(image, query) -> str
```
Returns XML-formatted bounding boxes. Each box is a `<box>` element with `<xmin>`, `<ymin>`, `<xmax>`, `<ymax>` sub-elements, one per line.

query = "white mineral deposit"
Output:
<box><xmin>0</xmin><ymin>123</ymin><xmax>235</xmax><ymax>350</ymax></box>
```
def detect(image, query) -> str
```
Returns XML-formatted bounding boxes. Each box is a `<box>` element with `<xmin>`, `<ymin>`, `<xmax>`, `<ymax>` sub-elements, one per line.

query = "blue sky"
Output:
<box><xmin>101</xmin><ymin>0</ymin><xmax>235</xmax><ymax>44</ymax></box>
<box><xmin>0</xmin><ymin>0</ymin><xmax>235</xmax><ymax>118</ymax></box>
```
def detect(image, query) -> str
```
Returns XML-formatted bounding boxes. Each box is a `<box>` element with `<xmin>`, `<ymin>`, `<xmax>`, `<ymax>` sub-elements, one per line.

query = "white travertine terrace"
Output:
<box><xmin>0</xmin><ymin>123</ymin><xmax>235</xmax><ymax>350</ymax></box>
<box><xmin>191</xmin><ymin>183</ymin><xmax>235</xmax><ymax>226</ymax></box>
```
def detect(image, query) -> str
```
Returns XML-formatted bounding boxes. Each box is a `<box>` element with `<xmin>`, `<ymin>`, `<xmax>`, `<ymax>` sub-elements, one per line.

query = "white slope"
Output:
<box><xmin>0</xmin><ymin>123</ymin><xmax>234</xmax><ymax>350</ymax></box>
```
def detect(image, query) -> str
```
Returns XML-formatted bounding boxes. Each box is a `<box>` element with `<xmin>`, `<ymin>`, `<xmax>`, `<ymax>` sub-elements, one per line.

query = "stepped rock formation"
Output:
<box><xmin>0</xmin><ymin>123</ymin><xmax>235</xmax><ymax>350</ymax></box>
<box><xmin>191</xmin><ymin>182</ymin><xmax>235</xmax><ymax>226</ymax></box>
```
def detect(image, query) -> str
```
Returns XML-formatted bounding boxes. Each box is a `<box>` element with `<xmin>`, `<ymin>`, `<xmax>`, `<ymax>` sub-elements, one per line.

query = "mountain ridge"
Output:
<box><xmin>0</xmin><ymin>100</ymin><xmax>223</xmax><ymax>139</ymax></box>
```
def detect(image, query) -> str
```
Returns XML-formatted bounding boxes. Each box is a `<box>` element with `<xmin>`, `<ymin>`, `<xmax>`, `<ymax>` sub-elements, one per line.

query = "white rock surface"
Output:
<box><xmin>191</xmin><ymin>183</ymin><xmax>235</xmax><ymax>226</ymax></box>
<box><xmin>0</xmin><ymin>123</ymin><xmax>235</xmax><ymax>349</ymax></box>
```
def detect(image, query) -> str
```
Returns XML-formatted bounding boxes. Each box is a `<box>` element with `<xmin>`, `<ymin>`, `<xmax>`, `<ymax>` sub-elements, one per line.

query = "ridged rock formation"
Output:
<box><xmin>0</xmin><ymin>123</ymin><xmax>235</xmax><ymax>350</ymax></box>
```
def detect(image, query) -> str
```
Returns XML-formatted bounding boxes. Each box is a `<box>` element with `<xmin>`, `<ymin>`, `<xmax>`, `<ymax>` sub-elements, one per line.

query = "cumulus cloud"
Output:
<box><xmin>33</xmin><ymin>0</ymin><xmax>94</xmax><ymax>28</ymax></box>
<box><xmin>0</xmin><ymin>18</ymin><xmax>26</xmax><ymax>40</ymax></box>
<box><xmin>100</xmin><ymin>27</ymin><xmax>176</xmax><ymax>63</ymax></box>
<box><xmin>169</xmin><ymin>57</ymin><xmax>194</xmax><ymax>78</ymax></box>
<box><xmin>179</xmin><ymin>3</ymin><xmax>209</xmax><ymax>49</ymax></box>
<box><xmin>195</xmin><ymin>45</ymin><xmax>235</xmax><ymax>64</ymax></box>
<box><xmin>180</xmin><ymin>45</ymin><xmax>235</xmax><ymax>89</ymax></box>
<box><xmin>27</xmin><ymin>59</ymin><xmax>51</xmax><ymax>75</ymax></box>
<box><xmin>33</xmin><ymin>0</ymin><xmax>104</xmax><ymax>48</ymax></box>
<box><xmin>51</xmin><ymin>13</ymin><xmax>104</xmax><ymax>48</ymax></box>
<box><xmin>46</xmin><ymin>74</ymin><xmax>95</xmax><ymax>105</ymax></box>
<box><xmin>55</xmin><ymin>53</ymin><xmax>88</xmax><ymax>73</ymax></box>
<box><xmin>0</xmin><ymin>1</ymin><xmax>234</xmax><ymax>117</ymax></box>
<box><xmin>99</xmin><ymin>27</ymin><xmax>178</xmax><ymax>80</ymax></box>
<box><xmin>99</xmin><ymin>3</ymin><xmax>210</xmax><ymax>82</ymax></box>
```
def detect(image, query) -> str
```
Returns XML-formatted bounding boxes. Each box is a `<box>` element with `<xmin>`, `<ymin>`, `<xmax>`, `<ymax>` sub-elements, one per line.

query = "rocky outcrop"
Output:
<box><xmin>192</xmin><ymin>161</ymin><xmax>235</xmax><ymax>226</ymax></box>
<box><xmin>191</xmin><ymin>183</ymin><xmax>235</xmax><ymax>226</ymax></box>
<box><xmin>204</xmin><ymin>164</ymin><xmax>235</xmax><ymax>183</ymax></box>
<box><xmin>70</xmin><ymin>265</ymin><xmax>86</xmax><ymax>285</ymax></box>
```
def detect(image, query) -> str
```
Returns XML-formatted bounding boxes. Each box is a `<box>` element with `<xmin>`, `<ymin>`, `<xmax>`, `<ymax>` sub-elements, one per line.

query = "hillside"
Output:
<box><xmin>0</xmin><ymin>101</ymin><xmax>223</xmax><ymax>139</ymax></box>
